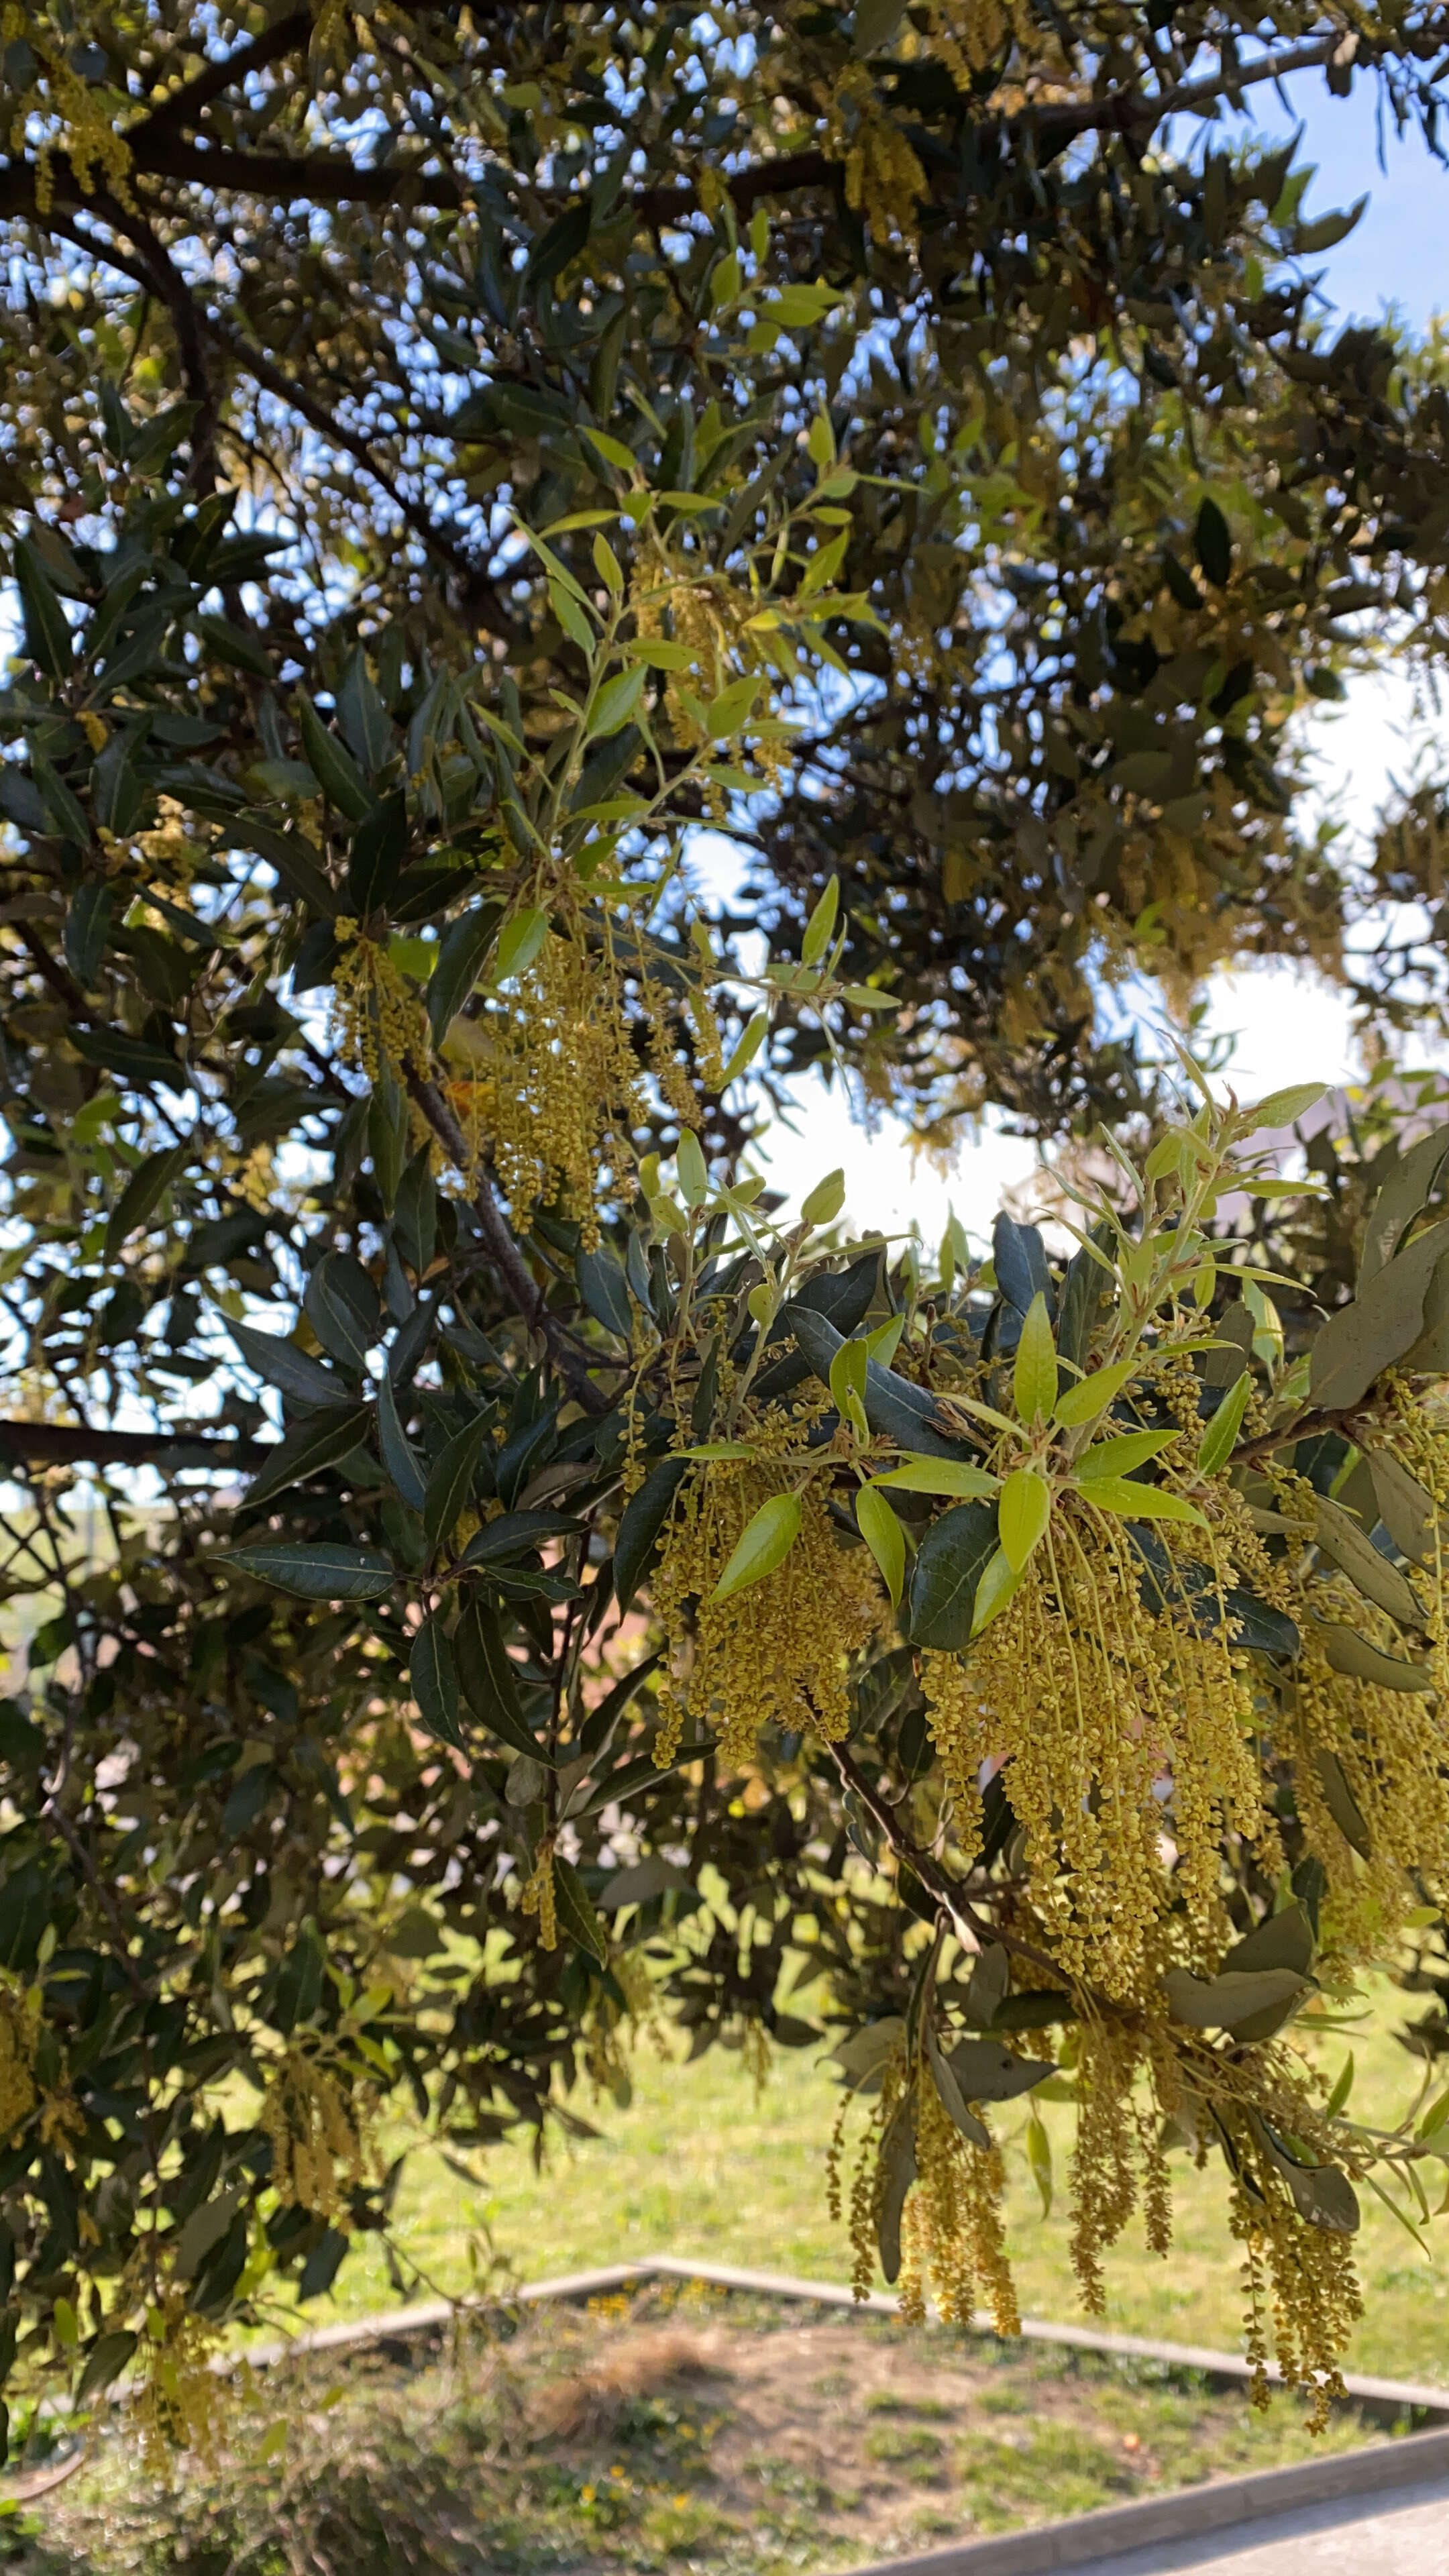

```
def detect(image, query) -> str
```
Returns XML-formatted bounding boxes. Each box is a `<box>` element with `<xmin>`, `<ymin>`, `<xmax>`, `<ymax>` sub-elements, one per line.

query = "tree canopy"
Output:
<box><xmin>4</xmin><ymin>0</ymin><xmax>1449</xmax><ymax>2448</ymax></box>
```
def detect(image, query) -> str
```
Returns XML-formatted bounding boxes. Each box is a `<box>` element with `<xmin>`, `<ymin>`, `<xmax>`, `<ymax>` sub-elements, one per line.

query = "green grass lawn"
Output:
<box><xmin>276</xmin><ymin>1978</ymin><xmax>1449</xmax><ymax>2391</ymax></box>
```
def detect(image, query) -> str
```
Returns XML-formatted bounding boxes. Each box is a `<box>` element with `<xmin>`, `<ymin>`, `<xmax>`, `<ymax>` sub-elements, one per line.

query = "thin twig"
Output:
<box><xmin>407</xmin><ymin>1075</ymin><xmax>610</xmax><ymax>1415</ymax></box>
<box><xmin>828</xmin><ymin>1742</ymin><xmax>1061</xmax><ymax>1984</ymax></box>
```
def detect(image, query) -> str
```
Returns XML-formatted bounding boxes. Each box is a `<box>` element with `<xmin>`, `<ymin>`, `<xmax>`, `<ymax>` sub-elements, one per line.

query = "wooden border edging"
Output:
<box><xmin>637</xmin><ymin>2258</ymin><xmax>1449</xmax><ymax>2422</ymax></box>
<box><xmin>213</xmin><ymin>2254</ymin><xmax>1449</xmax><ymax>2573</ymax></box>
<box><xmin>830</xmin><ymin>2430</ymin><xmax>1449</xmax><ymax>2575</ymax></box>
<box><xmin>233</xmin><ymin>2251</ymin><xmax>1449</xmax><ymax>2426</ymax></box>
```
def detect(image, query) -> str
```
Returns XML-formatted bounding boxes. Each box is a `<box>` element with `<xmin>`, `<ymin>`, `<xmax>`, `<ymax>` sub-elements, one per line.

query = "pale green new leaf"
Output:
<box><xmin>1013</xmin><ymin>1291</ymin><xmax>1057</xmax><ymax>1424</ymax></box>
<box><xmin>998</xmin><ymin>1467</ymin><xmax>1051</xmax><ymax>1571</ymax></box>
<box><xmin>1025</xmin><ymin>2106</ymin><xmax>1053</xmax><ymax>2217</ymax></box>
<box><xmin>801</xmin><ymin>1168</ymin><xmax>845</xmax><ymax>1225</ymax></box>
<box><xmin>971</xmin><ymin>1544</ymin><xmax>1024</xmax><ymax>1635</ymax></box>
<box><xmin>491</xmin><ymin>907</ymin><xmax>548</xmax><ymax>985</ymax></box>
<box><xmin>1053</xmin><ymin>1356</ymin><xmax>1138</xmax><ymax>1426</ymax></box>
<box><xmin>711</xmin><ymin>1493</ymin><xmax>802</xmax><ymax>1601</ymax></box>
<box><xmin>1196</xmin><ymin>1371</ymin><xmax>1251</xmax><ymax>1476</ymax></box>
<box><xmin>856</xmin><ymin>1483</ymin><xmax>906</xmax><ymax>1607</ymax></box>
<box><xmin>1074</xmin><ymin>1429</ymin><xmax>1177</xmax><ymax>1480</ymax></box>
<box><xmin>872</xmin><ymin>1456</ymin><xmax>1000</xmax><ymax>1498</ymax></box>
<box><xmin>1076</xmin><ymin>1479</ymin><xmax>1207</xmax><ymax>1527</ymax></box>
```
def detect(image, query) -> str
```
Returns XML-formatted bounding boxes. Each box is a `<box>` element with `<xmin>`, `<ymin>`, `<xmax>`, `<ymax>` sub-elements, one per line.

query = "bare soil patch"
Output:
<box><xmin>7</xmin><ymin>2279</ymin><xmax>1417</xmax><ymax>2574</ymax></box>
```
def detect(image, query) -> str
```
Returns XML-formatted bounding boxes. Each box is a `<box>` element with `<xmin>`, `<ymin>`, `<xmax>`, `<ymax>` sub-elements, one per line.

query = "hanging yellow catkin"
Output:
<box><xmin>445</xmin><ymin>930</ymin><xmax>647</xmax><ymax>1247</ymax></box>
<box><xmin>261</xmin><ymin>2047</ymin><xmax>372</xmax><ymax>2218</ymax></box>
<box><xmin>649</xmin><ymin>1458</ymin><xmax>885</xmax><ymax>1766</ymax></box>
<box><xmin>0</xmin><ymin>1982</ymin><xmax>36</xmax><ymax>2140</ymax></box>
<box><xmin>520</xmin><ymin>1843</ymin><xmax>558</xmax><ymax>1950</ymax></box>
<box><xmin>330</xmin><ymin>920</ymin><xmax>432</xmax><ymax>1086</ymax></box>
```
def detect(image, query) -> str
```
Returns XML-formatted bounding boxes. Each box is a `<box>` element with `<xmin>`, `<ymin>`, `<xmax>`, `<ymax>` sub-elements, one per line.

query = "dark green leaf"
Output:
<box><xmin>614</xmin><ymin>1456</ymin><xmax>687</xmax><ymax>1609</ymax></box>
<box><xmin>1310</xmin><ymin>1217</ymin><xmax>1449</xmax><ymax>1409</ymax></box>
<box><xmin>994</xmin><ymin>1990</ymin><xmax>1079</xmax><ymax>2031</ymax></box>
<box><xmin>243</xmin><ymin>1405</ymin><xmax>370</xmax><ymax>1507</ymax></box>
<box><xmin>906</xmin><ymin>1501</ymin><xmax>999</xmax><ymax>1650</ymax></box>
<box><xmin>368</xmin><ymin>1069</ymin><xmax>408</xmax><ymax>1215</ymax></box>
<box><xmin>577</xmin><ymin>1649</ymin><xmax>662</xmax><ymax>1760</ymax></box>
<box><xmin>788</xmin><ymin>1305</ymin><xmax>967</xmax><ymax>1458</ymax></box>
<box><xmin>1163</xmin><ymin>1965</ymin><xmax>1309</xmax><ymax>2030</ymax></box>
<box><xmin>458</xmin><ymin>1509</ymin><xmax>584</xmax><ymax>1565</ymax></box>
<box><xmin>1194</xmin><ymin>496</ymin><xmax>1232</xmax><ymax>586</ymax></box>
<box><xmin>1313</xmin><ymin>1495</ymin><xmax>1424</xmax><ymax>1629</ymax></box>
<box><xmin>751</xmin><ymin>1250</ymin><xmax>882</xmax><ymax>1401</ymax></box>
<box><xmin>411</xmin><ymin>1616</ymin><xmax>464</xmax><ymax>1750</ymax></box>
<box><xmin>1222</xmin><ymin>1902</ymin><xmax>1316</xmax><ymax>1980</ymax></box>
<box><xmin>104</xmin><ymin>1143</ymin><xmax>188</xmax><ymax>1257</ymax></box>
<box><xmin>1055</xmin><ymin>1223</ymin><xmax>1114</xmax><ymax>1374</ymax></box>
<box><xmin>15</xmin><ymin>538</ymin><xmax>74</xmax><ymax>675</ymax></box>
<box><xmin>197</xmin><ymin>612</ymin><xmax>273</xmax><ymax>677</ymax></box>
<box><xmin>945</xmin><ymin>2037</ymin><xmax>1054</xmax><ymax>2103</ymax></box>
<box><xmin>1366</xmin><ymin>1449</ymin><xmax>1436</xmax><ymax>1564</ymax></box>
<box><xmin>578</xmin><ymin>1245</ymin><xmax>634</xmax><ymax>1339</ymax></box>
<box><xmin>553</xmin><ymin>1855</ymin><xmax>608</xmax><ymax>1964</ymax></box>
<box><xmin>219</xmin><ymin>1541</ymin><xmax>395</xmax><ymax>1601</ymax></box>
<box><xmin>64</xmin><ymin>883</ymin><xmax>115</xmax><ymax>985</ymax></box>
<box><xmin>1358</xmin><ymin>1122</ymin><xmax>1449</xmax><ymax>1288</ymax></box>
<box><xmin>1315</xmin><ymin>1621</ymin><xmax>1434</xmax><ymax>1694</ymax></box>
<box><xmin>229</xmin><ymin>1320</ymin><xmax>347</xmax><ymax>1410</ymax></box>
<box><xmin>394</xmin><ymin>1146</ymin><xmax>437</xmax><ymax>1277</ymax></box>
<box><xmin>992</xmin><ymin>1213</ymin><xmax>1051</xmax><ymax>1316</ymax></box>
<box><xmin>876</xmin><ymin>2093</ymin><xmax>916</xmax><ymax>2285</ymax></box>
<box><xmin>225</xmin><ymin>815</ymin><xmax>339</xmax><ymax>918</ymax></box>
<box><xmin>296</xmin><ymin>2229</ymin><xmax>347</xmax><ymax>2302</ymax></box>
<box><xmin>427</xmin><ymin>902</ymin><xmax>500</xmax><ymax>1043</ymax></box>
<box><xmin>70</xmin><ymin>1025</ymin><xmax>189</xmax><ymax>1094</ymax></box>
<box><xmin>1224</xmin><ymin>1589</ymin><xmax>1300</xmax><ymax>1659</ymax></box>
<box><xmin>1293</xmin><ymin>197</ymin><xmax>1368</xmax><ymax>255</ymax></box>
<box><xmin>377</xmin><ymin>1371</ymin><xmax>427</xmax><ymax>1511</ymax></box>
<box><xmin>424</xmin><ymin>1414</ymin><xmax>492</xmax><ymax>1553</ymax></box>
<box><xmin>74</xmin><ymin>2328</ymin><xmax>138</xmax><ymax>2403</ymax></box>
<box><xmin>526</xmin><ymin>198</ymin><xmax>592</xmax><ymax>289</ymax></box>
<box><xmin>455</xmin><ymin>1591</ymin><xmax>555</xmax><ymax>1762</ymax></box>
<box><xmin>925</xmin><ymin>2033</ymin><xmax>990</xmax><ymax>2147</ymax></box>
<box><xmin>346</xmin><ymin>790</ymin><xmax>409</xmax><ymax>916</ymax></box>
<box><xmin>304</xmin><ymin>1257</ymin><xmax>376</xmax><ymax>1375</ymax></box>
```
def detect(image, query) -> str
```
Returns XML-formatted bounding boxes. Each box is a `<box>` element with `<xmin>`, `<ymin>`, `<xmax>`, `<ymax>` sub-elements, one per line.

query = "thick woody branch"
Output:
<box><xmin>89</xmin><ymin>186</ymin><xmax>219</xmax><ymax>479</ymax></box>
<box><xmin>1230</xmin><ymin>1397</ymin><xmax>1375</xmax><ymax>1472</ymax></box>
<box><xmin>0</xmin><ymin>32</ymin><xmax>1352</xmax><ymax>232</ymax></box>
<box><xmin>137</xmin><ymin>7</ymin><xmax>315</xmax><ymax>143</ymax></box>
<box><xmin>0</xmin><ymin>1423</ymin><xmax>266</xmax><ymax>1473</ymax></box>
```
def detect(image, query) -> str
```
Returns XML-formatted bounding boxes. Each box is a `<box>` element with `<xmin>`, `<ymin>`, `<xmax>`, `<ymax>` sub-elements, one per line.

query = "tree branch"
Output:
<box><xmin>205</xmin><ymin>315</ymin><xmax>494</xmax><ymax>597</ymax></box>
<box><xmin>17</xmin><ymin>922</ymin><xmax>86</xmax><ymax>1016</ymax></box>
<box><xmin>136</xmin><ymin>135</ymin><xmax>464</xmax><ymax>208</ymax></box>
<box><xmin>0</xmin><ymin>1422</ymin><xmax>266</xmax><ymax>1472</ymax></box>
<box><xmin>47</xmin><ymin>207</ymin><xmax>497</xmax><ymax>598</ymax></box>
<box><xmin>40</xmin><ymin>1799</ymin><xmax>151</xmax><ymax>1998</ymax></box>
<box><xmin>136</xmin><ymin>7</ymin><xmax>315</xmax><ymax>144</ymax></box>
<box><xmin>89</xmin><ymin>187</ymin><xmax>219</xmax><ymax>480</ymax></box>
<box><xmin>0</xmin><ymin>32</ymin><xmax>1352</xmax><ymax>235</ymax></box>
<box><xmin>407</xmin><ymin>1075</ymin><xmax>610</xmax><ymax>1415</ymax></box>
<box><xmin>1230</xmin><ymin>1397</ymin><xmax>1375</xmax><ymax>1472</ymax></box>
<box><xmin>828</xmin><ymin>1742</ymin><xmax>1062</xmax><ymax>1984</ymax></box>
<box><xmin>636</xmin><ymin>38</ymin><xmax>1352</xmax><ymax>223</ymax></box>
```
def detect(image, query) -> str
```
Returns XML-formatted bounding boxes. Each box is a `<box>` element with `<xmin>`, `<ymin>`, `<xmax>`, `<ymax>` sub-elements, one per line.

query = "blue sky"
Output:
<box><xmin>1261</xmin><ymin>64</ymin><xmax>1448</xmax><ymax>333</ymax></box>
